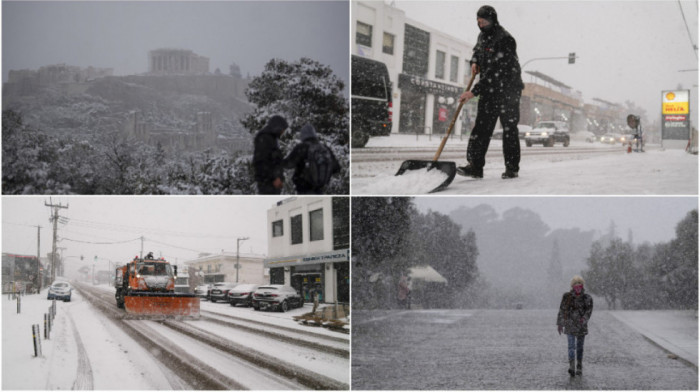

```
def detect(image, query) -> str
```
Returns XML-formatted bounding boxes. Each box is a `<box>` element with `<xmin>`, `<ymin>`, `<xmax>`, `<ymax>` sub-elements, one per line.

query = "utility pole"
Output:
<box><xmin>140</xmin><ymin>236</ymin><xmax>144</xmax><ymax>259</ymax></box>
<box><xmin>44</xmin><ymin>199</ymin><xmax>68</xmax><ymax>284</ymax></box>
<box><xmin>36</xmin><ymin>225</ymin><xmax>42</xmax><ymax>292</ymax></box>
<box><xmin>236</xmin><ymin>237</ymin><xmax>249</xmax><ymax>283</ymax></box>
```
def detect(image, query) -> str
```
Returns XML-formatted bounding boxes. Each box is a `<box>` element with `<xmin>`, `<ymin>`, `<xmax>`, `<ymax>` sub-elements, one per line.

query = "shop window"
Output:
<box><xmin>332</xmin><ymin>198</ymin><xmax>349</xmax><ymax>250</ymax></box>
<box><xmin>450</xmin><ymin>55</ymin><xmax>459</xmax><ymax>83</ymax></box>
<box><xmin>310</xmin><ymin>208</ymin><xmax>324</xmax><ymax>242</ymax></box>
<box><xmin>435</xmin><ymin>50</ymin><xmax>446</xmax><ymax>80</ymax></box>
<box><xmin>291</xmin><ymin>214</ymin><xmax>303</xmax><ymax>245</ymax></box>
<box><xmin>356</xmin><ymin>21</ymin><xmax>372</xmax><ymax>47</ymax></box>
<box><xmin>383</xmin><ymin>32</ymin><xmax>395</xmax><ymax>55</ymax></box>
<box><xmin>272</xmin><ymin>219</ymin><xmax>283</xmax><ymax>237</ymax></box>
<box><xmin>270</xmin><ymin>267</ymin><xmax>285</xmax><ymax>284</ymax></box>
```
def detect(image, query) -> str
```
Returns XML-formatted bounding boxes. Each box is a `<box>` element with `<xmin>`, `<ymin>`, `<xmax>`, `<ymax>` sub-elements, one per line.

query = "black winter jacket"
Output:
<box><xmin>557</xmin><ymin>290</ymin><xmax>593</xmax><ymax>336</ymax></box>
<box><xmin>253</xmin><ymin>117</ymin><xmax>287</xmax><ymax>184</ymax></box>
<box><xmin>283</xmin><ymin>139</ymin><xmax>340</xmax><ymax>194</ymax></box>
<box><xmin>470</xmin><ymin>24</ymin><xmax>524</xmax><ymax>98</ymax></box>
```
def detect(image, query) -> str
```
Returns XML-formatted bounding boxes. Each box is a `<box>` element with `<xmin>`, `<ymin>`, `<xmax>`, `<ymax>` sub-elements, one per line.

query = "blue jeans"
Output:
<box><xmin>567</xmin><ymin>334</ymin><xmax>585</xmax><ymax>360</ymax></box>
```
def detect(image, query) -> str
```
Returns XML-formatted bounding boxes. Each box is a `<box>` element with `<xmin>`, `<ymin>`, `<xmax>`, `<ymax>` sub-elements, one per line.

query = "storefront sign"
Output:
<box><xmin>264</xmin><ymin>249</ymin><xmax>349</xmax><ymax>268</ymax></box>
<box><xmin>438</xmin><ymin>107</ymin><xmax>448</xmax><ymax>122</ymax></box>
<box><xmin>398</xmin><ymin>73</ymin><xmax>463</xmax><ymax>97</ymax></box>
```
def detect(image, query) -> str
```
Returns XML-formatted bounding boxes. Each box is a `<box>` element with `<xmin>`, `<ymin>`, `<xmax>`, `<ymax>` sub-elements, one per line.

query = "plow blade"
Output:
<box><xmin>124</xmin><ymin>292</ymin><xmax>200</xmax><ymax>318</ymax></box>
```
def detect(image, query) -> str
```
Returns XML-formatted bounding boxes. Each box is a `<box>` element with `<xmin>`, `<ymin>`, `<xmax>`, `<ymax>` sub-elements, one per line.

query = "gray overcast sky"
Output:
<box><xmin>2</xmin><ymin>196</ymin><xmax>285</xmax><ymax>277</ymax></box>
<box><xmin>2</xmin><ymin>0</ymin><xmax>349</xmax><ymax>90</ymax></box>
<box><xmin>414</xmin><ymin>196</ymin><xmax>698</xmax><ymax>244</ymax></box>
<box><xmin>394</xmin><ymin>0</ymin><xmax>698</xmax><ymax>126</ymax></box>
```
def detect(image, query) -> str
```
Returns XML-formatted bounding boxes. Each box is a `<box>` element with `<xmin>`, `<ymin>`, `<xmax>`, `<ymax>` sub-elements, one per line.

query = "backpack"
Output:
<box><xmin>303</xmin><ymin>142</ymin><xmax>333</xmax><ymax>188</ymax></box>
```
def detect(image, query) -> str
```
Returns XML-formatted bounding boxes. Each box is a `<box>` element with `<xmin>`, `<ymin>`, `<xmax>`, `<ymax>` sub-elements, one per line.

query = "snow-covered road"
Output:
<box><xmin>351</xmin><ymin>137</ymin><xmax>698</xmax><ymax>195</ymax></box>
<box><xmin>3</xmin><ymin>284</ymin><xmax>349</xmax><ymax>390</ymax></box>
<box><xmin>351</xmin><ymin>309</ymin><xmax>698</xmax><ymax>390</ymax></box>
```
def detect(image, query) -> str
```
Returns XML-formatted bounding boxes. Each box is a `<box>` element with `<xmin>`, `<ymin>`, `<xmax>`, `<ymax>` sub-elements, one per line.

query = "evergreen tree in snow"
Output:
<box><xmin>241</xmin><ymin>57</ymin><xmax>349</xmax><ymax>194</ymax></box>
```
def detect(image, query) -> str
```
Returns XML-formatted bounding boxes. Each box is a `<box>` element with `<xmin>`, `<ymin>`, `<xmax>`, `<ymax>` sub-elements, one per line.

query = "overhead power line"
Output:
<box><xmin>678</xmin><ymin>0</ymin><xmax>699</xmax><ymax>59</ymax></box>
<box><xmin>61</xmin><ymin>237</ymin><xmax>141</xmax><ymax>245</ymax></box>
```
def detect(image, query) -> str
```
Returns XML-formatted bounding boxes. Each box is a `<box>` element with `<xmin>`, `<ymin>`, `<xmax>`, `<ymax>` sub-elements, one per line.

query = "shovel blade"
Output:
<box><xmin>395</xmin><ymin>160</ymin><xmax>457</xmax><ymax>193</ymax></box>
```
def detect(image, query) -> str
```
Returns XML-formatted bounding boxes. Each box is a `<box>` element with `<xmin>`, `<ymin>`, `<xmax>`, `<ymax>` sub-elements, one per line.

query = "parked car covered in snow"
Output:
<box><xmin>47</xmin><ymin>281</ymin><xmax>71</xmax><ymax>302</ymax></box>
<box><xmin>209</xmin><ymin>282</ymin><xmax>237</xmax><ymax>303</ymax></box>
<box><xmin>252</xmin><ymin>285</ymin><xmax>304</xmax><ymax>312</ymax></box>
<box><xmin>194</xmin><ymin>284</ymin><xmax>211</xmax><ymax>300</ymax></box>
<box><xmin>228</xmin><ymin>283</ymin><xmax>259</xmax><ymax>307</ymax></box>
<box><xmin>525</xmin><ymin>121</ymin><xmax>570</xmax><ymax>147</ymax></box>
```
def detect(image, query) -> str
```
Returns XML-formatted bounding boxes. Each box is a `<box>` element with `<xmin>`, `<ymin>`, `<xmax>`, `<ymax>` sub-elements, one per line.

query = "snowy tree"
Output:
<box><xmin>583</xmin><ymin>238</ymin><xmax>634</xmax><ymax>310</ymax></box>
<box><xmin>352</xmin><ymin>197</ymin><xmax>415</xmax><ymax>309</ymax></box>
<box><xmin>241</xmin><ymin>57</ymin><xmax>349</xmax><ymax>194</ymax></box>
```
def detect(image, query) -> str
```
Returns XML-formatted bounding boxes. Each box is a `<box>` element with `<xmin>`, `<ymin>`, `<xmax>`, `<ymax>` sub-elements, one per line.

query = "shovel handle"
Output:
<box><xmin>432</xmin><ymin>72</ymin><xmax>478</xmax><ymax>161</ymax></box>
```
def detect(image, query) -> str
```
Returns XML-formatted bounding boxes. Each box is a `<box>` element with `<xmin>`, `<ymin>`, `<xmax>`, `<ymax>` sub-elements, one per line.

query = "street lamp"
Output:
<box><xmin>236</xmin><ymin>237</ymin><xmax>249</xmax><ymax>283</ymax></box>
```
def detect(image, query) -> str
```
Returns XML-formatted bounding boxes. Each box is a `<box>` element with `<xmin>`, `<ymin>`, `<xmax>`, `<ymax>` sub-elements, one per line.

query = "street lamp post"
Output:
<box><xmin>236</xmin><ymin>237</ymin><xmax>249</xmax><ymax>283</ymax></box>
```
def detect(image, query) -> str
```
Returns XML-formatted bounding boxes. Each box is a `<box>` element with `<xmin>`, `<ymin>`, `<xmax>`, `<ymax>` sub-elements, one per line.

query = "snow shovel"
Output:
<box><xmin>395</xmin><ymin>72</ymin><xmax>477</xmax><ymax>193</ymax></box>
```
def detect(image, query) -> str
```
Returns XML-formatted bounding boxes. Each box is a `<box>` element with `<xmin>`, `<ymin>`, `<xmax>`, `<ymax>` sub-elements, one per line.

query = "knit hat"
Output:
<box><xmin>477</xmin><ymin>5</ymin><xmax>499</xmax><ymax>25</ymax></box>
<box><xmin>570</xmin><ymin>275</ymin><xmax>585</xmax><ymax>287</ymax></box>
<box><xmin>299</xmin><ymin>123</ymin><xmax>318</xmax><ymax>141</ymax></box>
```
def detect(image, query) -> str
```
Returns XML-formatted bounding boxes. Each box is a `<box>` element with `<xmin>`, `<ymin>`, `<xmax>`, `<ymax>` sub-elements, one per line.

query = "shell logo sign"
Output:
<box><xmin>662</xmin><ymin>90</ymin><xmax>689</xmax><ymax>114</ymax></box>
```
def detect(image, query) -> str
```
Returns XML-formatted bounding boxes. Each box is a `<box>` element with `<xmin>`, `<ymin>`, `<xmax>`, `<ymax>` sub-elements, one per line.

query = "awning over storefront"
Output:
<box><xmin>264</xmin><ymin>249</ymin><xmax>349</xmax><ymax>268</ymax></box>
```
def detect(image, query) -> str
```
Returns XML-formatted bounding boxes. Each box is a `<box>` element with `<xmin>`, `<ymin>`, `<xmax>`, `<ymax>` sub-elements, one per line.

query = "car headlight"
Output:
<box><xmin>525</xmin><ymin>132</ymin><xmax>531</xmax><ymax>137</ymax></box>
<box><xmin>541</xmin><ymin>132</ymin><xmax>549</xmax><ymax>137</ymax></box>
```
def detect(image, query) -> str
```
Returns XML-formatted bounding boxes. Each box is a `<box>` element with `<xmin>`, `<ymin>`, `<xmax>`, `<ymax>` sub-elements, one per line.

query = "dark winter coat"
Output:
<box><xmin>557</xmin><ymin>289</ymin><xmax>593</xmax><ymax>336</ymax></box>
<box><xmin>253</xmin><ymin>115</ymin><xmax>288</xmax><ymax>187</ymax></box>
<box><xmin>470</xmin><ymin>19</ymin><xmax>524</xmax><ymax>98</ymax></box>
<box><xmin>283</xmin><ymin>124</ymin><xmax>340</xmax><ymax>194</ymax></box>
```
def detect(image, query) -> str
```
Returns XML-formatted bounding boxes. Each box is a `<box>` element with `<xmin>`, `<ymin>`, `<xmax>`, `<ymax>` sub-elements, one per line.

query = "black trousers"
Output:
<box><xmin>467</xmin><ymin>90</ymin><xmax>521</xmax><ymax>172</ymax></box>
<box><xmin>257</xmin><ymin>181</ymin><xmax>282</xmax><ymax>195</ymax></box>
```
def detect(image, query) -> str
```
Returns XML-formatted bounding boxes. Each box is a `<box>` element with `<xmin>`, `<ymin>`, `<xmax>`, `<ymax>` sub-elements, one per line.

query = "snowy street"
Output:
<box><xmin>351</xmin><ymin>309</ymin><xmax>698</xmax><ymax>390</ymax></box>
<box><xmin>3</xmin><ymin>283</ymin><xmax>349</xmax><ymax>390</ymax></box>
<box><xmin>351</xmin><ymin>136</ymin><xmax>698</xmax><ymax>195</ymax></box>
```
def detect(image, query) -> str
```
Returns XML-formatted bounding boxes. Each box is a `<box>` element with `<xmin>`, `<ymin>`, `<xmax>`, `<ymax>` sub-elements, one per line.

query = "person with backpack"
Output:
<box><xmin>557</xmin><ymin>275</ymin><xmax>593</xmax><ymax>377</ymax></box>
<box><xmin>283</xmin><ymin>123</ymin><xmax>339</xmax><ymax>194</ymax></box>
<box><xmin>253</xmin><ymin>115</ymin><xmax>288</xmax><ymax>194</ymax></box>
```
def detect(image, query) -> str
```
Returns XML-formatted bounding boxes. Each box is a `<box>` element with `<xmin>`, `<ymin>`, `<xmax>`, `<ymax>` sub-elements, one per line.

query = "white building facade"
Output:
<box><xmin>185</xmin><ymin>252</ymin><xmax>267</xmax><ymax>285</ymax></box>
<box><xmin>264</xmin><ymin>197</ymin><xmax>349</xmax><ymax>304</ymax></box>
<box><xmin>352</xmin><ymin>1</ymin><xmax>476</xmax><ymax>135</ymax></box>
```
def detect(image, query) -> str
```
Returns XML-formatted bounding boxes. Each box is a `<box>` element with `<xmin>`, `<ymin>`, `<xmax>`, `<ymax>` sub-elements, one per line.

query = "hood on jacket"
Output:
<box><xmin>477</xmin><ymin>5</ymin><xmax>499</xmax><ymax>32</ymax></box>
<box><xmin>299</xmin><ymin>123</ymin><xmax>318</xmax><ymax>141</ymax></box>
<box><xmin>265</xmin><ymin>115</ymin><xmax>288</xmax><ymax>136</ymax></box>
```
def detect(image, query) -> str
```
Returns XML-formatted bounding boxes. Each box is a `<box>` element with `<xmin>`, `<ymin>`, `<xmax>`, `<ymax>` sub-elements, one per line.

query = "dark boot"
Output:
<box><xmin>456</xmin><ymin>165</ymin><xmax>483</xmax><ymax>178</ymax></box>
<box><xmin>576</xmin><ymin>359</ymin><xmax>582</xmax><ymax>376</ymax></box>
<box><xmin>568</xmin><ymin>359</ymin><xmax>575</xmax><ymax>376</ymax></box>
<box><xmin>501</xmin><ymin>169</ymin><xmax>518</xmax><ymax>179</ymax></box>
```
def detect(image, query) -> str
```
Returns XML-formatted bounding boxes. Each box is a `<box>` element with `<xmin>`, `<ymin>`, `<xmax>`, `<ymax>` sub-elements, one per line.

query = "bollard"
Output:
<box><xmin>44</xmin><ymin>314</ymin><xmax>48</xmax><ymax>339</ymax></box>
<box><xmin>52</xmin><ymin>300</ymin><xmax>56</xmax><ymax>319</ymax></box>
<box><xmin>47</xmin><ymin>307</ymin><xmax>52</xmax><ymax>338</ymax></box>
<box><xmin>17</xmin><ymin>295</ymin><xmax>21</xmax><ymax>314</ymax></box>
<box><xmin>32</xmin><ymin>324</ymin><xmax>42</xmax><ymax>357</ymax></box>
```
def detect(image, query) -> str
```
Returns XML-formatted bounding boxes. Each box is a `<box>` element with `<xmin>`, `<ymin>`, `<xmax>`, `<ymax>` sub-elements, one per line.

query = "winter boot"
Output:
<box><xmin>501</xmin><ymin>169</ymin><xmax>519</xmax><ymax>179</ymax></box>
<box><xmin>456</xmin><ymin>165</ymin><xmax>483</xmax><ymax>178</ymax></box>
<box><xmin>576</xmin><ymin>359</ymin><xmax>582</xmax><ymax>376</ymax></box>
<box><xmin>568</xmin><ymin>360</ymin><xmax>575</xmax><ymax>376</ymax></box>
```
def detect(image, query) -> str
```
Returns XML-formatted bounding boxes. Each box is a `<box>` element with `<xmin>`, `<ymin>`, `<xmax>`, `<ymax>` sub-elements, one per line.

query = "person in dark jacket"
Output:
<box><xmin>557</xmin><ymin>275</ymin><xmax>593</xmax><ymax>376</ymax></box>
<box><xmin>253</xmin><ymin>115</ymin><xmax>288</xmax><ymax>194</ymax></box>
<box><xmin>283</xmin><ymin>123</ymin><xmax>340</xmax><ymax>194</ymax></box>
<box><xmin>458</xmin><ymin>5</ymin><xmax>524</xmax><ymax>180</ymax></box>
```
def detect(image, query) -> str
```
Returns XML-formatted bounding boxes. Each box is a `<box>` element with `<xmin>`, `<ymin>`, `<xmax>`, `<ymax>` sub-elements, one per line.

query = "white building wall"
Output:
<box><xmin>353</xmin><ymin>1</ymin><xmax>473</xmax><ymax>134</ymax></box>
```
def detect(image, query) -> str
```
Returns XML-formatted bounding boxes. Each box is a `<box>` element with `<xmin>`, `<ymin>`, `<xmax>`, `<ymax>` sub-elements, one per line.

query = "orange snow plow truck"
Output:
<box><xmin>115</xmin><ymin>253</ymin><xmax>199</xmax><ymax>318</ymax></box>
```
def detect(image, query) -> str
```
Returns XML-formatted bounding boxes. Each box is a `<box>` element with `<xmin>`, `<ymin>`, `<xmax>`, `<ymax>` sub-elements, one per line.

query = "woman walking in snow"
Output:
<box><xmin>557</xmin><ymin>275</ymin><xmax>593</xmax><ymax>376</ymax></box>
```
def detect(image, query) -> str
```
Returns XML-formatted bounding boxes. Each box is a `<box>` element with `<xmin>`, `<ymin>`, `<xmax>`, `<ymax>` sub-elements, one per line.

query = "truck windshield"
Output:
<box><xmin>136</xmin><ymin>262</ymin><xmax>172</xmax><ymax>277</ymax></box>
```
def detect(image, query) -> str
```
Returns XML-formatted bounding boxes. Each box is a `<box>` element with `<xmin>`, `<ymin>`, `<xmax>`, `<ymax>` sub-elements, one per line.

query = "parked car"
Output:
<box><xmin>227</xmin><ymin>284</ymin><xmax>260</xmax><ymax>307</ymax></box>
<box><xmin>209</xmin><ymin>282</ymin><xmax>237</xmax><ymax>303</ymax></box>
<box><xmin>525</xmin><ymin>121</ymin><xmax>570</xmax><ymax>147</ymax></box>
<box><xmin>194</xmin><ymin>284</ymin><xmax>211</xmax><ymax>300</ymax></box>
<box><xmin>252</xmin><ymin>285</ymin><xmax>304</xmax><ymax>312</ymax></box>
<box><xmin>351</xmin><ymin>55</ymin><xmax>392</xmax><ymax>148</ymax></box>
<box><xmin>47</xmin><ymin>281</ymin><xmax>72</xmax><ymax>302</ymax></box>
<box><xmin>600</xmin><ymin>133</ymin><xmax>620</xmax><ymax>144</ymax></box>
<box><xmin>619</xmin><ymin>134</ymin><xmax>636</xmax><ymax>145</ymax></box>
<box><xmin>571</xmin><ymin>130</ymin><xmax>596</xmax><ymax>143</ymax></box>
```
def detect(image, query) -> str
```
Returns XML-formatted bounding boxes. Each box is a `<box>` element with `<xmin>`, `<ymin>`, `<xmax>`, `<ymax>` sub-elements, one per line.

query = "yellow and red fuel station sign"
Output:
<box><xmin>662</xmin><ymin>90</ymin><xmax>689</xmax><ymax>115</ymax></box>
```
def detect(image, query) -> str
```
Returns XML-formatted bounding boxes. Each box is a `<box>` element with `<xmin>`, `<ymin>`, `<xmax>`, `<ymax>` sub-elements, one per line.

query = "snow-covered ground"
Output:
<box><xmin>610</xmin><ymin>310</ymin><xmax>698</xmax><ymax>368</ymax></box>
<box><xmin>351</xmin><ymin>134</ymin><xmax>698</xmax><ymax>195</ymax></box>
<box><xmin>3</xmin><ymin>284</ymin><xmax>349</xmax><ymax>390</ymax></box>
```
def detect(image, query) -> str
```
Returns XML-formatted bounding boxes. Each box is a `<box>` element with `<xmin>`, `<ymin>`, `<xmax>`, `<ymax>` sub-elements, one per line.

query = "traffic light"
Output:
<box><xmin>568</xmin><ymin>52</ymin><xmax>576</xmax><ymax>64</ymax></box>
